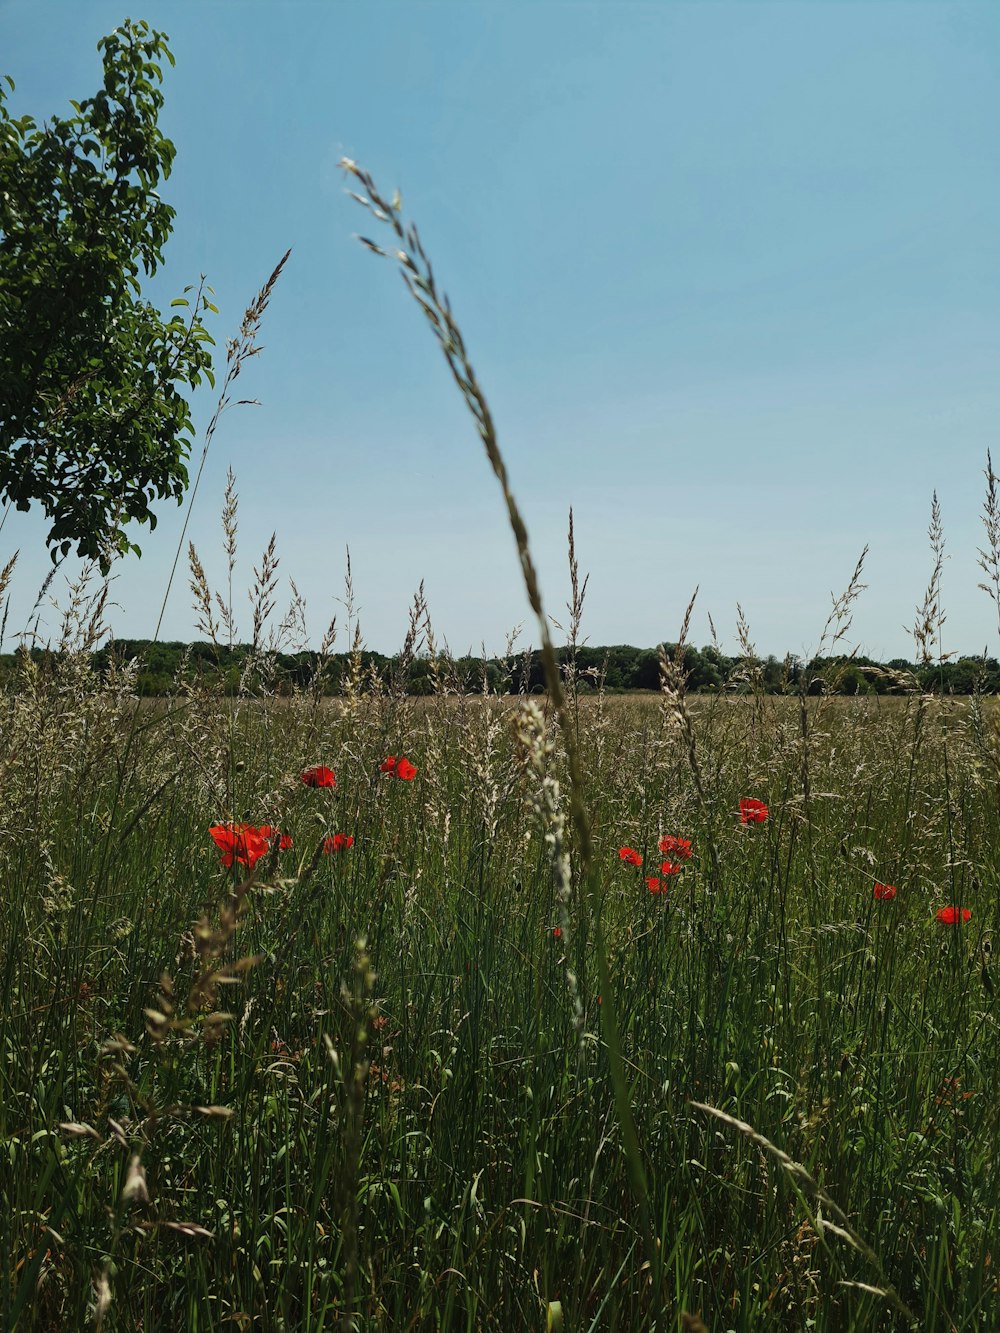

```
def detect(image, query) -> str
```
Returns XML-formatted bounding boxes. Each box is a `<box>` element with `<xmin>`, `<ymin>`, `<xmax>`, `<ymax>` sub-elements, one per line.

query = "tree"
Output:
<box><xmin>0</xmin><ymin>19</ymin><xmax>214</xmax><ymax>568</ymax></box>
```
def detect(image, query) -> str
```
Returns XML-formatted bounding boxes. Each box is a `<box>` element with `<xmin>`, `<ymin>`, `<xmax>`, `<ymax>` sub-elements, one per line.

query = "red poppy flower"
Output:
<box><xmin>301</xmin><ymin>765</ymin><xmax>336</xmax><ymax>788</ymax></box>
<box><xmin>209</xmin><ymin>823</ymin><xmax>269</xmax><ymax>870</ymax></box>
<box><xmin>323</xmin><ymin>833</ymin><xmax>354</xmax><ymax>853</ymax></box>
<box><xmin>381</xmin><ymin>756</ymin><xmax>397</xmax><ymax>774</ymax></box>
<box><xmin>936</xmin><ymin>906</ymin><xmax>971</xmax><ymax>925</ymax></box>
<box><xmin>619</xmin><ymin>846</ymin><xmax>642</xmax><ymax>867</ymax></box>
<box><xmin>873</xmin><ymin>882</ymin><xmax>897</xmax><ymax>901</ymax></box>
<box><xmin>552</xmin><ymin>926</ymin><xmax>562</xmax><ymax>939</ymax></box>
<box><xmin>645</xmin><ymin>876</ymin><xmax>667</xmax><ymax>894</ymax></box>
<box><xmin>739</xmin><ymin>798</ymin><xmax>768</xmax><ymax>825</ymax></box>
<box><xmin>659</xmin><ymin>861</ymin><xmax>683</xmax><ymax>876</ymax></box>
<box><xmin>658</xmin><ymin>835</ymin><xmax>693</xmax><ymax>859</ymax></box>
<box><xmin>395</xmin><ymin>756</ymin><xmax>417</xmax><ymax>780</ymax></box>
<box><xmin>259</xmin><ymin>825</ymin><xmax>293</xmax><ymax>851</ymax></box>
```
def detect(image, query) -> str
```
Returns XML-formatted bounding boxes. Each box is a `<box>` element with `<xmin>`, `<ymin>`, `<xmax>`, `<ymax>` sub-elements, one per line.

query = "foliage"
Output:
<box><xmin>0</xmin><ymin>20</ymin><xmax>215</xmax><ymax>568</ymax></box>
<box><xmin>2</xmin><ymin>640</ymin><xmax>998</xmax><ymax>698</ymax></box>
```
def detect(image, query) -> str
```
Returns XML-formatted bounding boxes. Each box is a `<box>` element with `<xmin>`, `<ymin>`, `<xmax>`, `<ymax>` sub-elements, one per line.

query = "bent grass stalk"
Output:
<box><xmin>689</xmin><ymin>1100</ymin><xmax>919</xmax><ymax>1329</ymax></box>
<box><xmin>342</xmin><ymin>156</ymin><xmax>664</xmax><ymax>1318</ymax></box>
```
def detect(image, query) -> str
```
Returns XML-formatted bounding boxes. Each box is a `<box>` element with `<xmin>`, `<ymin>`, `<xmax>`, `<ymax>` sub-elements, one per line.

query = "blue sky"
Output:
<box><xmin>3</xmin><ymin>1</ymin><xmax>1000</xmax><ymax>659</ymax></box>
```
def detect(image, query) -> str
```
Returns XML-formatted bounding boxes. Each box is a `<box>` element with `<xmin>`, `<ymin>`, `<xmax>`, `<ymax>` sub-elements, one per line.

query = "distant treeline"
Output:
<box><xmin>1</xmin><ymin>639</ymin><xmax>999</xmax><ymax>697</ymax></box>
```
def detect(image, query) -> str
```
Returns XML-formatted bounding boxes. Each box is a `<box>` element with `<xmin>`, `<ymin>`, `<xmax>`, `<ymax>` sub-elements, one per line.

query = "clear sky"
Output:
<box><xmin>3</xmin><ymin>1</ymin><xmax>1000</xmax><ymax>661</ymax></box>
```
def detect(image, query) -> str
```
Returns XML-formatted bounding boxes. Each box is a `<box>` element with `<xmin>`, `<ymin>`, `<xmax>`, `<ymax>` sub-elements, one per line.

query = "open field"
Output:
<box><xmin>7</xmin><ymin>15</ymin><xmax>1000</xmax><ymax>1332</ymax></box>
<box><xmin>3</xmin><ymin>661</ymin><xmax>998</xmax><ymax>1330</ymax></box>
<box><xmin>4</xmin><ymin>130</ymin><xmax>1000</xmax><ymax>1333</ymax></box>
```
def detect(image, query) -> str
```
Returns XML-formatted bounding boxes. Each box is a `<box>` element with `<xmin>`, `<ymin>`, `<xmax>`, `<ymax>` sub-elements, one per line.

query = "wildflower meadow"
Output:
<box><xmin>2</xmin><ymin>160</ymin><xmax>998</xmax><ymax>1333</ymax></box>
<box><xmin>4</xmin><ymin>616</ymin><xmax>998</xmax><ymax>1330</ymax></box>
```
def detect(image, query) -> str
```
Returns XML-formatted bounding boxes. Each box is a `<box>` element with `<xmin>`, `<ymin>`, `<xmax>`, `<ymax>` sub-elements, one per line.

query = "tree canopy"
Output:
<box><xmin>0</xmin><ymin>19</ymin><xmax>214</xmax><ymax>568</ymax></box>
<box><xmin>1</xmin><ymin>638</ymin><xmax>994</xmax><ymax>699</ymax></box>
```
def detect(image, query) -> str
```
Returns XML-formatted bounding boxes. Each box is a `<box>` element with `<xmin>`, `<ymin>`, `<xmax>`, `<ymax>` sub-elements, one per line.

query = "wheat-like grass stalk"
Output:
<box><xmin>153</xmin><ymin>250</ymin><xmax>290</xmax><ymax>645</ymax></box>
<box><xmin>912</xmin><ymin>491</ymin><xmax>949</xmax><ymax>669</ymax></box>
<box><xmin>249</xmin><ymin>532</ymin><xmax>279</xmax><ymax>655</ymax></box>
<box><xmin>550</xmin><ymin>507</ymin><xmax>591</xmax><ymax>725</ymax></box>
<box><xmin>338</xmin><ymin>159</ymin><xmax>593</xmax><ymax>875</ymax></box>
<box><xmin>690</xmin><ymin>1099</ymin><xmax>919</xmax><ymax>1328</ymax></box>
<box><xmin>658</xmin><ymin>586</ymin><xmax>722</xmax><ymax>887</ymax></box>
<box><xmin>977</xmin><ymin>449</ymin><xmax>1000</xmax><ymax>639</ymax></box>
<box><xmin>342</xmin><ymin>156</ymin><xmax>664</xmax><ymax>1319</ymax></box>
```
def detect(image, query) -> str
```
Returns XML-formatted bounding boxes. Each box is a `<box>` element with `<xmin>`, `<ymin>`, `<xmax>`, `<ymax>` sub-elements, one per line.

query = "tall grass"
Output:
<box><xmin>2</xmin><ymin>170</ymin><xmax>999</xmax><ymax>1331</ymax></box>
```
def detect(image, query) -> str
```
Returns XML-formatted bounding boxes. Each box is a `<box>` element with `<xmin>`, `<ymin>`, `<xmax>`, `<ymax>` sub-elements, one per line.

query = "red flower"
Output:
<box><xmin>873</xmin><ymin>882</ymin><xmax>897</xmax><ymax>901</ymax></box>
<box><xmin>381</xmin><ymin>756</ymin><xmax>397</xmax><ymax>774</ymax></box>
<box><xmin>659</xmin><ymin>861</ymin><xmax>683</xmax><ymax>876</ymax></box>
<box><xmin>658</xmin><ymin>835</ymin><xmax>693</xmax><ymax>859</ymax></box>
<box><xmin>259</xmin><ymin>825</ymin><xmax>293</xmax><ymax>851</ymax></box>
<box><xmin>936</xmin><ymin>906</ymin><xmax>971</xmax><ymax>925</ymax></box>
<box><xmin>619</xmin><ymin>846</ymin><xmax>642</xmax><ymax>867</ymax></box>
<box><xmin>382</xmin><ymin>755</ymin><xmax>417</xmax><ymax>780</ymax></box>
<box><xmin>301</xmin><ymin>765</ymin><xmax>336</xmax><ymax>788</ymax></box>
<box><xmin>740</xmin><ymin>798</ymin><xmax>768</xmax><ymax>825</ymax></box>
<box><xmin>552</xmin><ymin>926</ymin><xmax>562</xmax><ymax>939</ymax></box>
<box><xmin>209</xmin><ymin>823</ymin><xmax>269</xmax><ymax>870</ymax></box>
<box><xmin>324</xmin><ymin>833</ymin><xmax>354</xmax><ymax>854</ymax></box>
<box><xmin>645</xmin><ymin>876</ymin><xmax>667</xmax><ymax>894</ymax></box>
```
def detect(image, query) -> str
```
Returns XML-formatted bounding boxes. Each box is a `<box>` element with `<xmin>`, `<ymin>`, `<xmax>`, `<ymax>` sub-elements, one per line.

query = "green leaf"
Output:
<box><xmin>0</xmin><ymin>17</ymin><xmax>215</xmax><ymax>572</ymax></box>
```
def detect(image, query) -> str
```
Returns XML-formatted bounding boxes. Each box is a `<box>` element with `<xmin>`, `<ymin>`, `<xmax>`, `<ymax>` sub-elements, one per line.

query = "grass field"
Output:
<box><xmin>2</xmin><ymin>663</ymin><xmax>997</xmax><ymax>1330</ymax></box>
<box><xmin>4</xmin><ymin>163</ymin><xmax>999</xmax><ymax>1331</ymax></box>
